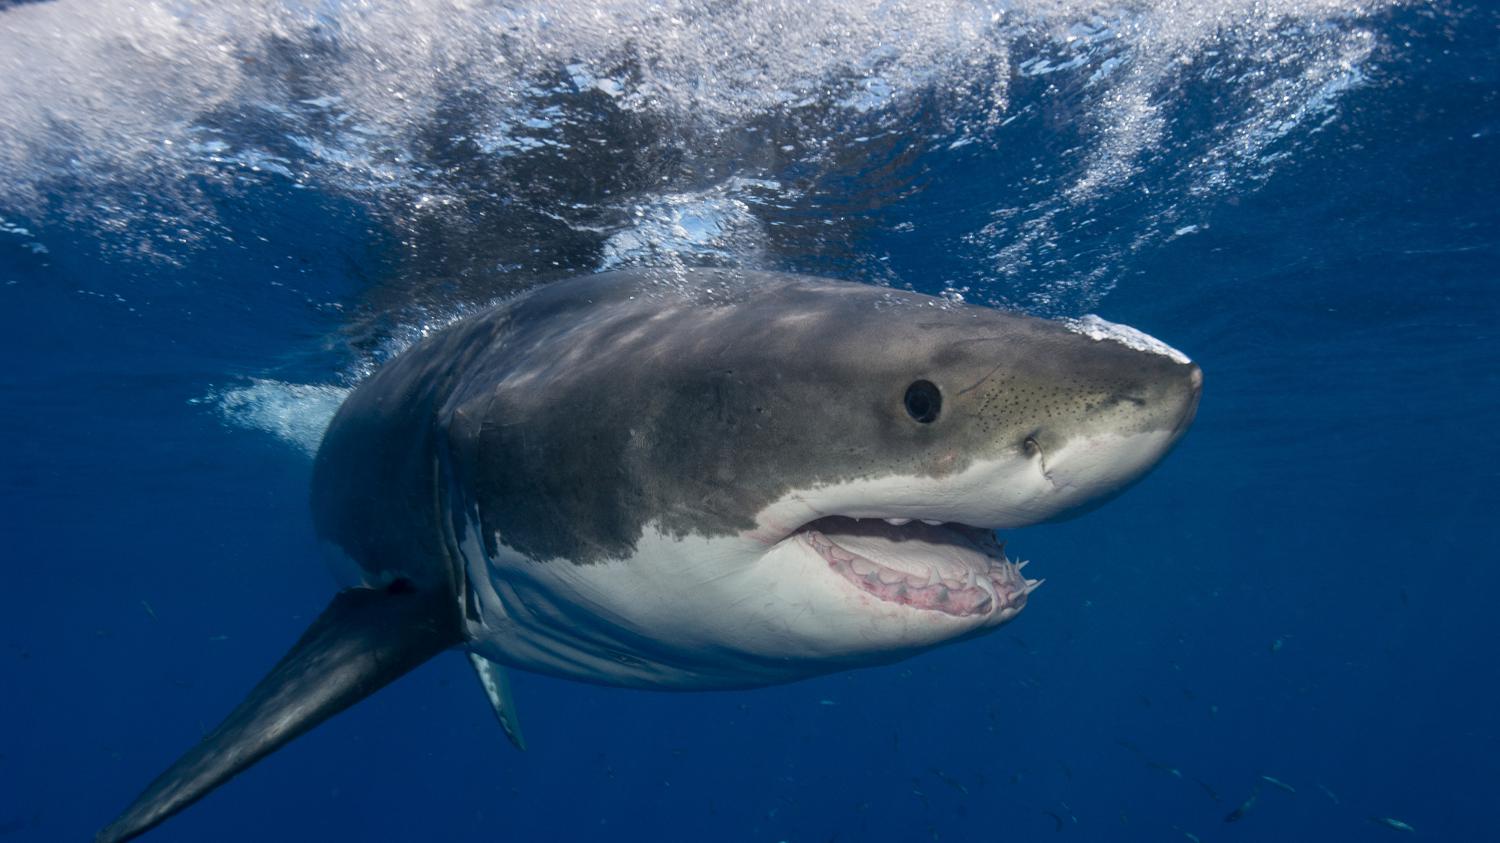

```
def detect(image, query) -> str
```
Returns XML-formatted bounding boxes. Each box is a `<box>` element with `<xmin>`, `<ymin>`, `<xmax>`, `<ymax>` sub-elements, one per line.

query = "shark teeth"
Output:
<box><xmin>884</xmin><ymin>517</ymin><xmax>912</xmax><ymax>526</ymax></box>
<box><xmin>800</xmin><ymin>522</ymin><xmax>1037</xmax><ymax>619</ymax></box>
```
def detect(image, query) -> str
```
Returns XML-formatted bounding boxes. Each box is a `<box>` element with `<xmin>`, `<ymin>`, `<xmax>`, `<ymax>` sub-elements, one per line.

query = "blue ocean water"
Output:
<box><xmin>2</xmin><ymin>1</ymin><xmax>1497</xmax><ymax>841</ymax></box>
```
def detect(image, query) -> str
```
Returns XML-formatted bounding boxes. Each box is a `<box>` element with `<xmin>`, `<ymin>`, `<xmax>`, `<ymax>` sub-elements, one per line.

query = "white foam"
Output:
<box><xmin>1061</xmin><ymin>314</ymin><xmax>1192</xmax><ymax>365</ymax></box>
<box><xmin>600</xmin><ymin>179</ymin><xmax>775</xmax><ymax>270</ymax></box>
<box><xmin>199</xmin><ymin>379</ymin><xmax>351</xmax><ymax>456</ymax></box>
<box><xmin>0</xmin><ymin>0</ymin><xmax>1402</xmax><ymax>303</ymax></box>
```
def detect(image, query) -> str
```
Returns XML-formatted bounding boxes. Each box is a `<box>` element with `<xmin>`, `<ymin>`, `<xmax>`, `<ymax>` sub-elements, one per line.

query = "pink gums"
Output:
<box><xmin>801</xmin><ymin>529</ymin><xmax>1028</xmax><ymax>618</ymax></box>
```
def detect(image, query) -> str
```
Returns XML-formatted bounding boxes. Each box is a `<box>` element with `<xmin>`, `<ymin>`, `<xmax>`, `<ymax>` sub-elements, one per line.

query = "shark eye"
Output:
<box><xmin>903</xmin><ymin>380</ymin><xmax>942</xmax><ymax>424</ymax></box>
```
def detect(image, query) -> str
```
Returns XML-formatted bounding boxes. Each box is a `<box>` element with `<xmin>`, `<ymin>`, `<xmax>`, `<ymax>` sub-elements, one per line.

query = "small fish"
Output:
<box><xmin>1225</xmin><ymin>786</ymin><xmax>1260</xmax><ymax>823</ymax></box>
<box><xmin>818</xmin><ymin>699</ymin><xmax>838</xmax><ymax>706</ymax></box>
<box><xmin>1193</xmin><ymin>776</ymin><xmax>1221</xmax><ymax>801</ymax></box>
<box><xmin>140</xmin><ymin>600</ymin><xmax>158</xmax><ymax>622</ymax></box>
<box><xmin>1043</xmin><ymin>811</ymin><xmax>1064</xmax><ymax>832</ymax></box>
<box><xmin>1148</xmin><ymin>760</ymin><xmax>1183</xmax><ymax>778</ymax></box>
<box><xmin>929</xmin><ymin>768</ymin><xmax>970</xmax><ymax>795</ymax></box>
<box><xmin>1371</xmin><ymin>816</ymin><xmax>1416</xmax><ymax>833</ymax></box>
<box><xmin>1259</xmin><ymin>774</ymin><xmax>1296</xmax><ymax>794</ymax></box>
<box><xmin>1316</xmin><ymin>781</ymin><xmax>1340</xmax><ymax>805</ymax></box>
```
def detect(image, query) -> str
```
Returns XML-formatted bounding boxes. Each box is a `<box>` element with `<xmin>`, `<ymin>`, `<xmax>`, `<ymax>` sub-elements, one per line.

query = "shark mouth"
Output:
<box><xmin>795</xmin><ymin>516</ymin><xmax>1040</xmax><ymax>618</ymax></box>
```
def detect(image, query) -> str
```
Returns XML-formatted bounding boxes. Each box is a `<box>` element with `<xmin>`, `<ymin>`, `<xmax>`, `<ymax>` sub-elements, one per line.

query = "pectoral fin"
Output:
<box><xmin>468</xmin><ymin>652</ymin><xmax>528</xmax><ymax>751</ymax></box>
<box><xmin>97</xmin><ymin>582</ymin><xmax>464</xmax><ymax>843</ymax></box>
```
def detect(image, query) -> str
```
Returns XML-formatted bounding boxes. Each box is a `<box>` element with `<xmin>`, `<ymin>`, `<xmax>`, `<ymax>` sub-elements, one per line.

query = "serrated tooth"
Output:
<box><xmin>1017</xmin><ymin>559</ymin><xmax>1030</xmax><ymax>571</ymax></box>
<box><xmin>921</xmin><ymin>519</ymin><xmax>943</xmax><ymax>526</ymax></box>
<box><xmin>926</xmin><ymin>567</ymin><xmax>941</xmax><ymax>588</ymax></box>
<box><xmin>851</xmin><ymin>558</ymin><xmax>877</xmax><ymax>576</ymax></box>
<box><xmin>975</xmin><ymin>574</ymin><xmax>999</xmax><ymax>610</ymax></box>
<box><xmin>1023</xmin><ymin>578</ymin><xmax>1045</xmax><ymax>594</ymax></box>
<box><xmin>966</xmin><ymin>569</ymin><xmax>978</xmax><ymax>589</ymax></box>
<box><xmin>884</xmin><ymin>517</ymin><xmax>911</xmax><ymax>526</ymax></box>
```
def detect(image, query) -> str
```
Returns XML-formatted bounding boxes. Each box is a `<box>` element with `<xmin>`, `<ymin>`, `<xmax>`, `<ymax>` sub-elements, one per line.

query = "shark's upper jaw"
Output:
<box><xmin>788</xmin><ymin>516</ymin><xmax>1038</xmax><ymax>619</ymax></box>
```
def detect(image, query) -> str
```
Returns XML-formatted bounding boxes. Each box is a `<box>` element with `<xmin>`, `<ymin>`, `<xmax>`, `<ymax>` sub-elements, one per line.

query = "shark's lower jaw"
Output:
<box><xmin>795</xmin><ymin>516</ymin><xmax>1038</xmax><ymax>619</ymax></box>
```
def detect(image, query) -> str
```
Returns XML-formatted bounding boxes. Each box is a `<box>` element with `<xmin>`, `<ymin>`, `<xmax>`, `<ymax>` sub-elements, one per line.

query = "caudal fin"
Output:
<box><xmin>97</xmin><ymin>582</ymin><xmax>463</xmax><ymax>843</ymax></box>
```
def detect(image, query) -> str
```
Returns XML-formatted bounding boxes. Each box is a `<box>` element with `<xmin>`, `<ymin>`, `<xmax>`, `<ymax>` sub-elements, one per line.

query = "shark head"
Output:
<box><xmin>438</xmin><ymin>270</ymin><xmax>1202</xmax><ymax>687</ymax></box>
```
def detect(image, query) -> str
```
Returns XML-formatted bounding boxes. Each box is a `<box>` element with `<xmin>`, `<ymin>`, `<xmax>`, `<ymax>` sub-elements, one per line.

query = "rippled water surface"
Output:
<box><xmin>3</xmin><ymin>1</ymin><xmax>1497</xmax><ymax>840</ymax></box>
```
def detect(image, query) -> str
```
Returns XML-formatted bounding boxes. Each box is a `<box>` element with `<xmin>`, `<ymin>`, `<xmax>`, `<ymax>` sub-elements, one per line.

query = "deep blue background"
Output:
<box><xmin>3</xmin><ymin>4</ymin><xmax>1498</xmax><ymax>842</ymax></box>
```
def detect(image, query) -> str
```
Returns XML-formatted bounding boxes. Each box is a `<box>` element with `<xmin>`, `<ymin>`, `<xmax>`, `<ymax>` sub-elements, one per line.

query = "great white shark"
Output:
<box><xmin>98</xmin><ymin>268</ymin><xmax>1201</xmax><ymax>841</ymax></box>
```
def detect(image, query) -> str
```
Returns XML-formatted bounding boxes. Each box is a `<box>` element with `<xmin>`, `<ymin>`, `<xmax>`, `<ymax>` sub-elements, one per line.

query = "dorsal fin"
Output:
<box><xmin>467</xmin><ymin>652</ymin><xmax>528</xmax><ymax>751</ymax></box>
<box><xmin>97</xmin><ymin>583</ymin><xmax>464</xmax><ymax>843</ymax></box>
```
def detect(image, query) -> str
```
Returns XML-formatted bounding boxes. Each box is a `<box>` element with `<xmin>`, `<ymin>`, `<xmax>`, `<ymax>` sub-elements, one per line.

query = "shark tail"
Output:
<box><xmin>96</xmin><ymin>581</ymin><xmax>464</xmax><ymax>843</ymax></box>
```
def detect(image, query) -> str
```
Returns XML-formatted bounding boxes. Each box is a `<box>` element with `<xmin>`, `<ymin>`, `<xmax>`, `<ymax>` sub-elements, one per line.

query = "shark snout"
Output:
<box><xmin>1181</xmin><ymin>363</ymin><xmax>1204</xmax><ymax>430</ymax></box>
<box><xmin>1163</xmin><ymin>360</ymin><xmax>1203</xmax><ymax>441</ymax></box>
<box><xmin>1013</xmin><ymin>353</ymin><xmax>1201</xmax><ymax>522</ymax></box>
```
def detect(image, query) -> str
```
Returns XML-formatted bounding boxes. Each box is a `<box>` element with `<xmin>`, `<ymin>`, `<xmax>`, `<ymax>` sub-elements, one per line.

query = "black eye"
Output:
<box><xmin>903</xmin><ymin>380</ymin><xmax>942</xmax><ymax>424</ymax></box>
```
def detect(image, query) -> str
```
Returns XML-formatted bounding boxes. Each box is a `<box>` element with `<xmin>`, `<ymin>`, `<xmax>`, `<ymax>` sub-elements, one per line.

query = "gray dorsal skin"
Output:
<box><xmin>96</xmin><ymin>583</ymin><xmax>464</xmax><ymax>843</ymax></box>
<box><xmin>467</xmin><ymin>652</ymin><xmax>527</xmax><ymax>751</ymax></box>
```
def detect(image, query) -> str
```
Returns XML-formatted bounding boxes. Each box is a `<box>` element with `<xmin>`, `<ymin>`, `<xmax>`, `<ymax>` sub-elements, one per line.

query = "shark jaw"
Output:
<box><xmin>794</xmin><ymin>516</ymin><xmax>1037</xmax><ymax>619</ymax></box>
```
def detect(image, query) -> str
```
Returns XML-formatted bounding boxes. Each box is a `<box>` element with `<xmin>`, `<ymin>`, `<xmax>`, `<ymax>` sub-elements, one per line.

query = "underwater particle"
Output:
<box><xmin>140</xmin><ymin>600</ymin><xmax>158</xmax><ymax>622</ymax></box>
